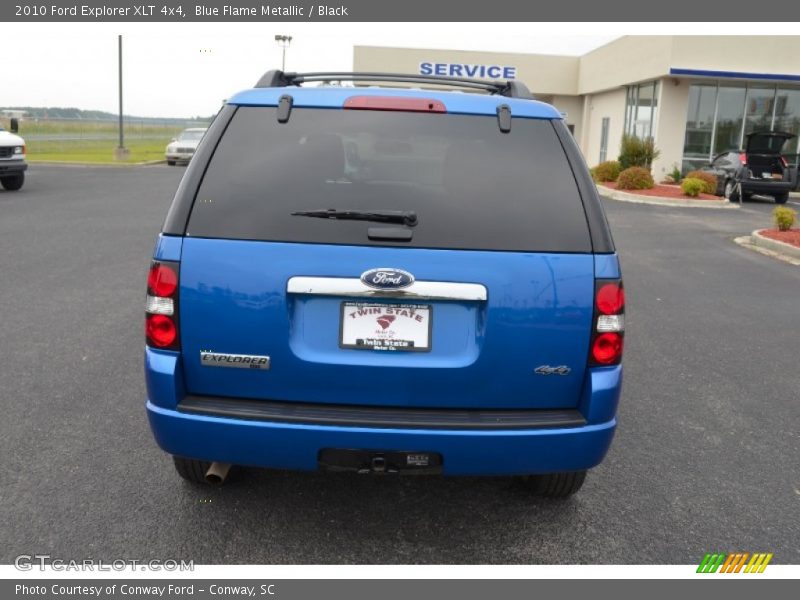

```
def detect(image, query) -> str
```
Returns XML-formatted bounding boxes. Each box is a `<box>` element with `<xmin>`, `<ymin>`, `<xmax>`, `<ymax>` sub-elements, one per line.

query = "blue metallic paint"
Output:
<box><xmin>152</xmin><ymin>234</ymin><xmax>182</xmax><ymax>262</ymax></box>
<box><xmin>177</xmin><ymin>238</ymin><xmax>596</xmax><ymax>410</ymax></box>
<box><xmin>227</xmin><ymin>86</ymin><xmax>563</xmax><ymax>119</ymax></box>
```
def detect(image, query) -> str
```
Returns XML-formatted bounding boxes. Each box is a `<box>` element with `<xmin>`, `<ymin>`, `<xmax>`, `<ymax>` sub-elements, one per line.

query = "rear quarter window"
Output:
<box><xmin>186</xmin><ymin>106</ymin><xmax>592</xmax><ymax>253</ymax></box>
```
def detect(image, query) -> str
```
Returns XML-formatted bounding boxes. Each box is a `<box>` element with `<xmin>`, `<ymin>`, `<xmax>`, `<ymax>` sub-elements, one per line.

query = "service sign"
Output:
<box><xmin>419</xmin><ymin>62</ymin><xmax>517</xmax><ymax>80</ymax></box>
<box><xmin>340</xmin><ymin>303</ymin><xmax>432</xmax><ymax>352</ymax></box>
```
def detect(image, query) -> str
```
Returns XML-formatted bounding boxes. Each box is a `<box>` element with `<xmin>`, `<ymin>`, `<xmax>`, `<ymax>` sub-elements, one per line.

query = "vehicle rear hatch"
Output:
<box><xmin>177</xmin><ymin>100</ymin><xmax>597</xmax><ymax>410</ymax></box>
<box><xmin>744</xmin><ymin>131</ymin><xmax>796</xmax><ymax>180</ymax></box>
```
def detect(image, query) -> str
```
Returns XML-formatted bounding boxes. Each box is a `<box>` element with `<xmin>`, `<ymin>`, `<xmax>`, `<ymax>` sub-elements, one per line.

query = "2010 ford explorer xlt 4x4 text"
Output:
<box><xmin>145</xmin><ymin>71</ymin><xmax>624</xmax><ymax>498</ymax></box>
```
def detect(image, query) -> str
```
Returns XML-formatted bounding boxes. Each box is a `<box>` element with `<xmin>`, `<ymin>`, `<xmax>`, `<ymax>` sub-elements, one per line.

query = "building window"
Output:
<box><xmin>599</xmin><ymin>117</ymin><xmax>610</xmax><ymax>162</ymax></box>
<box><xmin>624</xmin><ymin>81</ymin><xmax>659</xmax><ymax>140</ymax></box>
<box><xmin>713</xmin><ymin>86</ymin><xmax>746</xmax><ymax>156</ymax></box>
<box><xmin>682</xmin><ymin>82</ymin><xmax>800</xmax><ymax>173</ymax></box>
<box><xmin>682</xmin><ymin>84</ymin><xmax>716</xmax><ymax>171</ymax></box>
<box><xmin>773</xmin><ymin>88</ymin><xmax>800</xmax><ymax>164</ymax></box>
<box><xmin>744</xmin><ymin>86</ymin><xmax>777</xmax><ymax>138</ymax></box>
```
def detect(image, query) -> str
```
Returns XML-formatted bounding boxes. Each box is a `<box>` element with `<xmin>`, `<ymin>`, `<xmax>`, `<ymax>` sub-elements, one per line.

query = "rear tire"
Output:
<box><xmin>520</xmin><ymin>470</ymin><xmax>587</xmax><ymax>498</ymax></box>
<box><xmin>0</xmin><ymin>173</ymin><xmax>24</xmax><ymax>191</ymax></box>
<box><xmin>172</xmin><ymin>456</ymin><xmax>212</xmax><ymax>485</ymax></box>
<box><xmin>774</xmin><ymin>193</ymin><xmax>789</xmax><ymax>204</ymax></box>
<box><xmin>723</xmin><ymin>180</ymin><xmax>739</xmax><ymax>202</ymax></box>
<box><xmin>167</xmin><ymin>160</ymin><xmax>176</xmax><ymax>166</ymax></box>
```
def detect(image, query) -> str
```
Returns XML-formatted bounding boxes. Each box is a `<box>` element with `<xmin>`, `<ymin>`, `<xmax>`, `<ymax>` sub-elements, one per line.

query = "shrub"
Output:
<box><xmin>681</xmin><ymin>178</ymin><xmax>705</xmax><ymax>197</ymax></box>
<box><xmin>773</xmin><ymin>206</ymin><xmax>797</xmax><ymax>231</ymax></box>
<box><xmin>618</xmin><ymin>134</ymin><xmax>661</xmax><ymax>170</ymax></box>
<box><xmin>591</xmin><ymin>160</ymin><xmax>622</xmax><ymax>182</ymax></box>
<box><xmin>617</xmin><ymin>166</ymin><xmax>655</xmax><ymax>190</ymax></box>
<box><xmin>685</xmin><ymin>170</ymin><xmax>717</xmax><ymax>194</ymax></box>
<box><xmin>670</xmin><ymin>165</ymin><xmax>682</xmax><ymax>183</ymax></box>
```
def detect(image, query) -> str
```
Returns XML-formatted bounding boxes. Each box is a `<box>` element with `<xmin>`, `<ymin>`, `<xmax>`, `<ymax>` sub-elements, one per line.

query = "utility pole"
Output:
<box><xmin>115</xmin><ymin>34</ymin><xmax>129</xmax><ymax>160</ymax></box>
<box><xmin>274</xmin><ymin>35</ymin><xmax>292</xmax><ymax>71</ymax></box>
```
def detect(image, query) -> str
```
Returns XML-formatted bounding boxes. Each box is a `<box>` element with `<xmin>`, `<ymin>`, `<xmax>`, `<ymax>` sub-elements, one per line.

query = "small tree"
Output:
<box><xmin>619</xmin><ymin>134</ymin><xmax>660</xmax><ymax>170</ymax></box>
<box><xmin>773</xmin><ymin>206</ymin><xmax>797</xmax><ymax>231</ymax></box>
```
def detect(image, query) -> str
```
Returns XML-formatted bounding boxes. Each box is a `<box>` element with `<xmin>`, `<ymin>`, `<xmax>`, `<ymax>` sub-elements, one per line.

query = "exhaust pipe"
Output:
<box><xmin>205</xmin><ymin>462</ymin><xmax>232</xmax><ymax>485</ymax></box>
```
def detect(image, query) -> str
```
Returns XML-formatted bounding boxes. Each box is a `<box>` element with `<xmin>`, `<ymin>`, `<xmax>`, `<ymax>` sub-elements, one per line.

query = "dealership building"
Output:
<box><xmin>354</xmin><ymin>36</ymin><xmax>800</xmax><ymax>176</ymax></box>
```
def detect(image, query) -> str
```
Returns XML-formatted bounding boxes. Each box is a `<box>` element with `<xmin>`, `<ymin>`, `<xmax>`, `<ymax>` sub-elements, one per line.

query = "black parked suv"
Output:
<box><xmin>702</xmin><ymin>131</ymin><xmax>796</xmax><ymax>203</ymax></box>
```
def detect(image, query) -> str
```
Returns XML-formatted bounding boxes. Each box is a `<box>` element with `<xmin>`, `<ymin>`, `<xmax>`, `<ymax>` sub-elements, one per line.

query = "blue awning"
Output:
<box><xmin>670</xmin><ymin>68</ymin><xmax>800</xmax><ymax>83</ymax></box>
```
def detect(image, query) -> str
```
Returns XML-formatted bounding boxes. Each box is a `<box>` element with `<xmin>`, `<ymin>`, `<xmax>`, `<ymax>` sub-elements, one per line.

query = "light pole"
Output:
<box><xmin>274</xmin><ymin>35</ymin><xmax>292</xmax><ymax>71</ymax></box>
<box><xmin>115</xmin><ymin>34</ymin><xmax>129</xmax><ymax>161</ymax></box>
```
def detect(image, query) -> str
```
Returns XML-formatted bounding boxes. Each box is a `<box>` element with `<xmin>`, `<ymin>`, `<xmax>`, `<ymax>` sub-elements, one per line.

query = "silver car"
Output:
<box><xmin>165</xmin><ymin>128</ymin><xmax>208</xmax><ymax>166</ymax></box>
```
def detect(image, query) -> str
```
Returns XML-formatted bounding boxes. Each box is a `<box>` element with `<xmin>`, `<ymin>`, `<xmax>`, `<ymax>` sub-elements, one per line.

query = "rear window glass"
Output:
<box><xmin>187</xmin><ymin>106</ymin><xmax>591</xmax><ymax>252</ymax></box>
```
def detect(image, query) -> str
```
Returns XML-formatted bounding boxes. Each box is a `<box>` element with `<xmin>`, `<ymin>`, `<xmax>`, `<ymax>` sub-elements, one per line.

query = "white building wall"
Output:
<box><xmin>550</xmin><ymin>95</ymin><xmax>584</xmax><ymax>141</ymax></box>
<box><xmin>582</xmin><ymin>88</ymin><xmax>627</xmax><ymax>168</ymax></box>
<box><xmin>652</xmin><ymin>77</ymin><xmax>691</xmax><ymax>179</ymax></box>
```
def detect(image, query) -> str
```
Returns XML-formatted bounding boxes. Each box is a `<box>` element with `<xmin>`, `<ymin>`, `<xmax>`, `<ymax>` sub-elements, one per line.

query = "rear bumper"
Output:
<box><xmin>144</xmin><ymin>347</ymin><xmax>621</xmax><ymax>476</ymax></box>
<box><xmin>147</xmin><ymin>401</ymin><xmax>616</xmax><ymax>476</ymax></box>
<box><xmin>740</xmin><ymin>180</ymin><xmax>793</xmax><ymax>195</ymax></box>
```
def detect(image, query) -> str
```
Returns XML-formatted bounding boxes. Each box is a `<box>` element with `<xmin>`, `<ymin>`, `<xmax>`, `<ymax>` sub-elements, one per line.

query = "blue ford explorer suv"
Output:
<box><xmin>145</xmin><ymin>71</ymin><xmax>624</xmax><ymax>497</ymax></box>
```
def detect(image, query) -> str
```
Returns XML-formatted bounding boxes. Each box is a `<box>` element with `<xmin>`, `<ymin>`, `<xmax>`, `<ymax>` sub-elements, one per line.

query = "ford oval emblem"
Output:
<box><xmin>360</xmin><ymin>268</ymin><xmax>415</xmax><ymax>290</ymax></box>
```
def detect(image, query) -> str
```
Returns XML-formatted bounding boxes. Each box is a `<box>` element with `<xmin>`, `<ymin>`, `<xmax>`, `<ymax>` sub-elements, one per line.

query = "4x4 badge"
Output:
<box><xmin>534</xmin><ymin>365</ymin><xmax>571</xmax><ymax>376</ymax></box>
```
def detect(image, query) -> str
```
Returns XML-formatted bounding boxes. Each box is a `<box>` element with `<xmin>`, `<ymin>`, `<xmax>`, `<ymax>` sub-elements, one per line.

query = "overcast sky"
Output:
<box><xmin>3</xmin><ymin>23</ymin><xmax>618</xmax><ymax>118</ymax></box>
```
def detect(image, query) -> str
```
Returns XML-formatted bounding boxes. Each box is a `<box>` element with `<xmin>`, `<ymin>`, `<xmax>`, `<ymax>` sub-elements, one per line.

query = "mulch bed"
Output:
<box><xmin>599</xmin><ymin>182</ymin><xmax>720</xmax><ymax>201</ymax></box>
<box><xmin>760</xmin><ymin>229</ymin><xmax>800</xmax><ymax>248</ymax></box>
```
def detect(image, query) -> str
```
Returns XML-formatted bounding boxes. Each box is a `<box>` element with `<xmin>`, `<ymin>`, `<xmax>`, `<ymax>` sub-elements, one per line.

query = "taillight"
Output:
<box><xmin>147</xmin><ymin>263</ymin><xmax>177</xmax><ymax>297</ymax></box>
<box><xmin>146</xmin><ymin>260</ymin><xmax>179</xmax><ymax>350</ymax></box>
<box><xmin>146</xmin><ymin>314</ymin><xmax>177</xmax><ymax>348</ymax></box>
<box><xmin>590</xmin><ymin>279</ymin><xmax>624</xmax><ymax>366</ymax></box>
<box><xmin>739</xmin><ymin>153</ymin><xmax>747</xmax><ymax>166</ymax></box>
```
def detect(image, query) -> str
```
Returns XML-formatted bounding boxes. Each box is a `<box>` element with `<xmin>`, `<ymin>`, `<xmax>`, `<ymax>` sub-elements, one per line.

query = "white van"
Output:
<box><xmin>0</xmin><ymin>123</ymin><xmax>27</xmax><ymax>191</ymax></box>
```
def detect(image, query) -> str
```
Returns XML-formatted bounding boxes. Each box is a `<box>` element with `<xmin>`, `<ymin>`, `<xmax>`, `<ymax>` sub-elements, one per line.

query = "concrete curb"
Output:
<box><xmin>597</xmin><ymin>185</ymin><xmax>738</xmax><ymax>209</ymax></box>
<box><xmin>750</xmin><ymin>229</ymin><xmax>800</xmax><ymax>260</ymax></box>
<box><xmin>734</xmin><ymin>236</ymin><xmax>800</xmax><ymax>266</ymax></box>
<box><xmin>28</xmin><ymin>159</ymin><xmax>168</xmax><ymax>167</ymax></box>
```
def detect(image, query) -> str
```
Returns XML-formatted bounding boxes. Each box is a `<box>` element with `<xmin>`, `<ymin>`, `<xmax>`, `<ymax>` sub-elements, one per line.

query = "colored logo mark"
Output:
<box><xmin>697</xmin><ymin>552</ymin><xmax>773</xmax><ymax>573</ymax></box>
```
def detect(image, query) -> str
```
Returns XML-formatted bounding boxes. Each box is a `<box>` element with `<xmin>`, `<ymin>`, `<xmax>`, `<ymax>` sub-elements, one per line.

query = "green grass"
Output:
<box><xmin>4</xmin><ymin>118</ymin><xmax>202</xmax><ymax>164</ymax></box>
<box><xmin>8</xmin><ymin>117</ymin><xmax>185</xmax><ymax>137</ymax></box>
<box><xmin>27</xmin><ymin>139</ymin><xmax>172</xmax><ymax>164</ymax></box>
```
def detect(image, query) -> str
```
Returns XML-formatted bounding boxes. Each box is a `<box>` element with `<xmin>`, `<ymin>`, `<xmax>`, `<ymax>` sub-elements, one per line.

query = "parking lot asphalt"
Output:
<box><xmin>1</xmin><ymin>165</ymin><xmax>798</xmax><ymax>564</ymax></box>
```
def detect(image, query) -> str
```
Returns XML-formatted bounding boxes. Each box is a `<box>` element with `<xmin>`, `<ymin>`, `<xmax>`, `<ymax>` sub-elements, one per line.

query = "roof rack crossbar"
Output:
<box><xmin>254</xmin><ymin>70</ymin><xmax>533</xmax><ymax>99</ymax></box>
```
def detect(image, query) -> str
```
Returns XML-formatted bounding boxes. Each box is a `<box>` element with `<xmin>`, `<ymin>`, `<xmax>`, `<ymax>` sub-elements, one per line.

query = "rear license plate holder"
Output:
<box><xmin>339</xmin><ymin>302</ymin><xmax>432</xmax><ymax>352</ymax></box>
<box><xmin>319</xmin><ymin>448</ymin><xmax>443</xmax><ymax>475</ymax></box>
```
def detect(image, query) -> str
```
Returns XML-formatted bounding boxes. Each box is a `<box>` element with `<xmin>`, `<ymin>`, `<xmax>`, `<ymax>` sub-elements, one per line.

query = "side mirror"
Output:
<box><xmin>10</xmin><ymin>118</ymin><xmax>19</xmax><ymax>133</ymax></box>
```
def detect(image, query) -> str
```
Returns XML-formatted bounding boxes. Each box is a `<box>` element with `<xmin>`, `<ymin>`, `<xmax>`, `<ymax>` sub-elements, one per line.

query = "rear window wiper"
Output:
<box><xmin>291</xmin><ymin>208</ymin><xmax>418</xmax><ymax>227</ymax></box>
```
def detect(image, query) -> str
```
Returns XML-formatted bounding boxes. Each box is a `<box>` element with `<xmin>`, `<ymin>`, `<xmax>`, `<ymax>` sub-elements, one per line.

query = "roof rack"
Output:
<box><xmin>254</xmin><ymin>70</ymin><xmax>534</xmax><ymax>99</ymax></box>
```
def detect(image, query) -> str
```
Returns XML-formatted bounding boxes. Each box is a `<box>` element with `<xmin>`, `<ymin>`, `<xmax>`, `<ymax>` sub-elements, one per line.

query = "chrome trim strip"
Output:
<box><xmin>287</xmin><ymin>277</ymin><xmax>487</xmax><ymax>301</ymax></box>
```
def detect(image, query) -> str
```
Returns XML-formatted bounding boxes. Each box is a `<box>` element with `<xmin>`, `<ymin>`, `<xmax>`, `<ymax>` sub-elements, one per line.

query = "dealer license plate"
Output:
<box><xmin>340</xmin><ymin>302</ymin><xmax>432</xmax><ymax>352</ymax></box>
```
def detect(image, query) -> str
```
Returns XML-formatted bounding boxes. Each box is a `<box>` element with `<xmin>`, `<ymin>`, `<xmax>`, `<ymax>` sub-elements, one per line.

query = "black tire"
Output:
<box><xmin>172</xmin><ymin>456</ymin><xmax>212</xmax><ymax>485</ymax></box>
<box><xmin>167</xmin><ymin>160</ymin><xmax>176</xmax><ymax>166</ymax></box>
<box><xmin>723</xmin><ymin>179</ymin><xmax>739</xmax><ymax>203</ymax></box>
<box><xmin>0</xmin><ymin>173</ymin><xmax>24</xmax><ymax>191</ymax></box>
<box><xmin>774</xmin><ymin>193</ymin><xmax>789</xmax><ymax>204</ymax></box>
<box><xmin>520</xmin><ymin>470</ymin><xmax>587</xmax><ymax>498</ymax></box>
